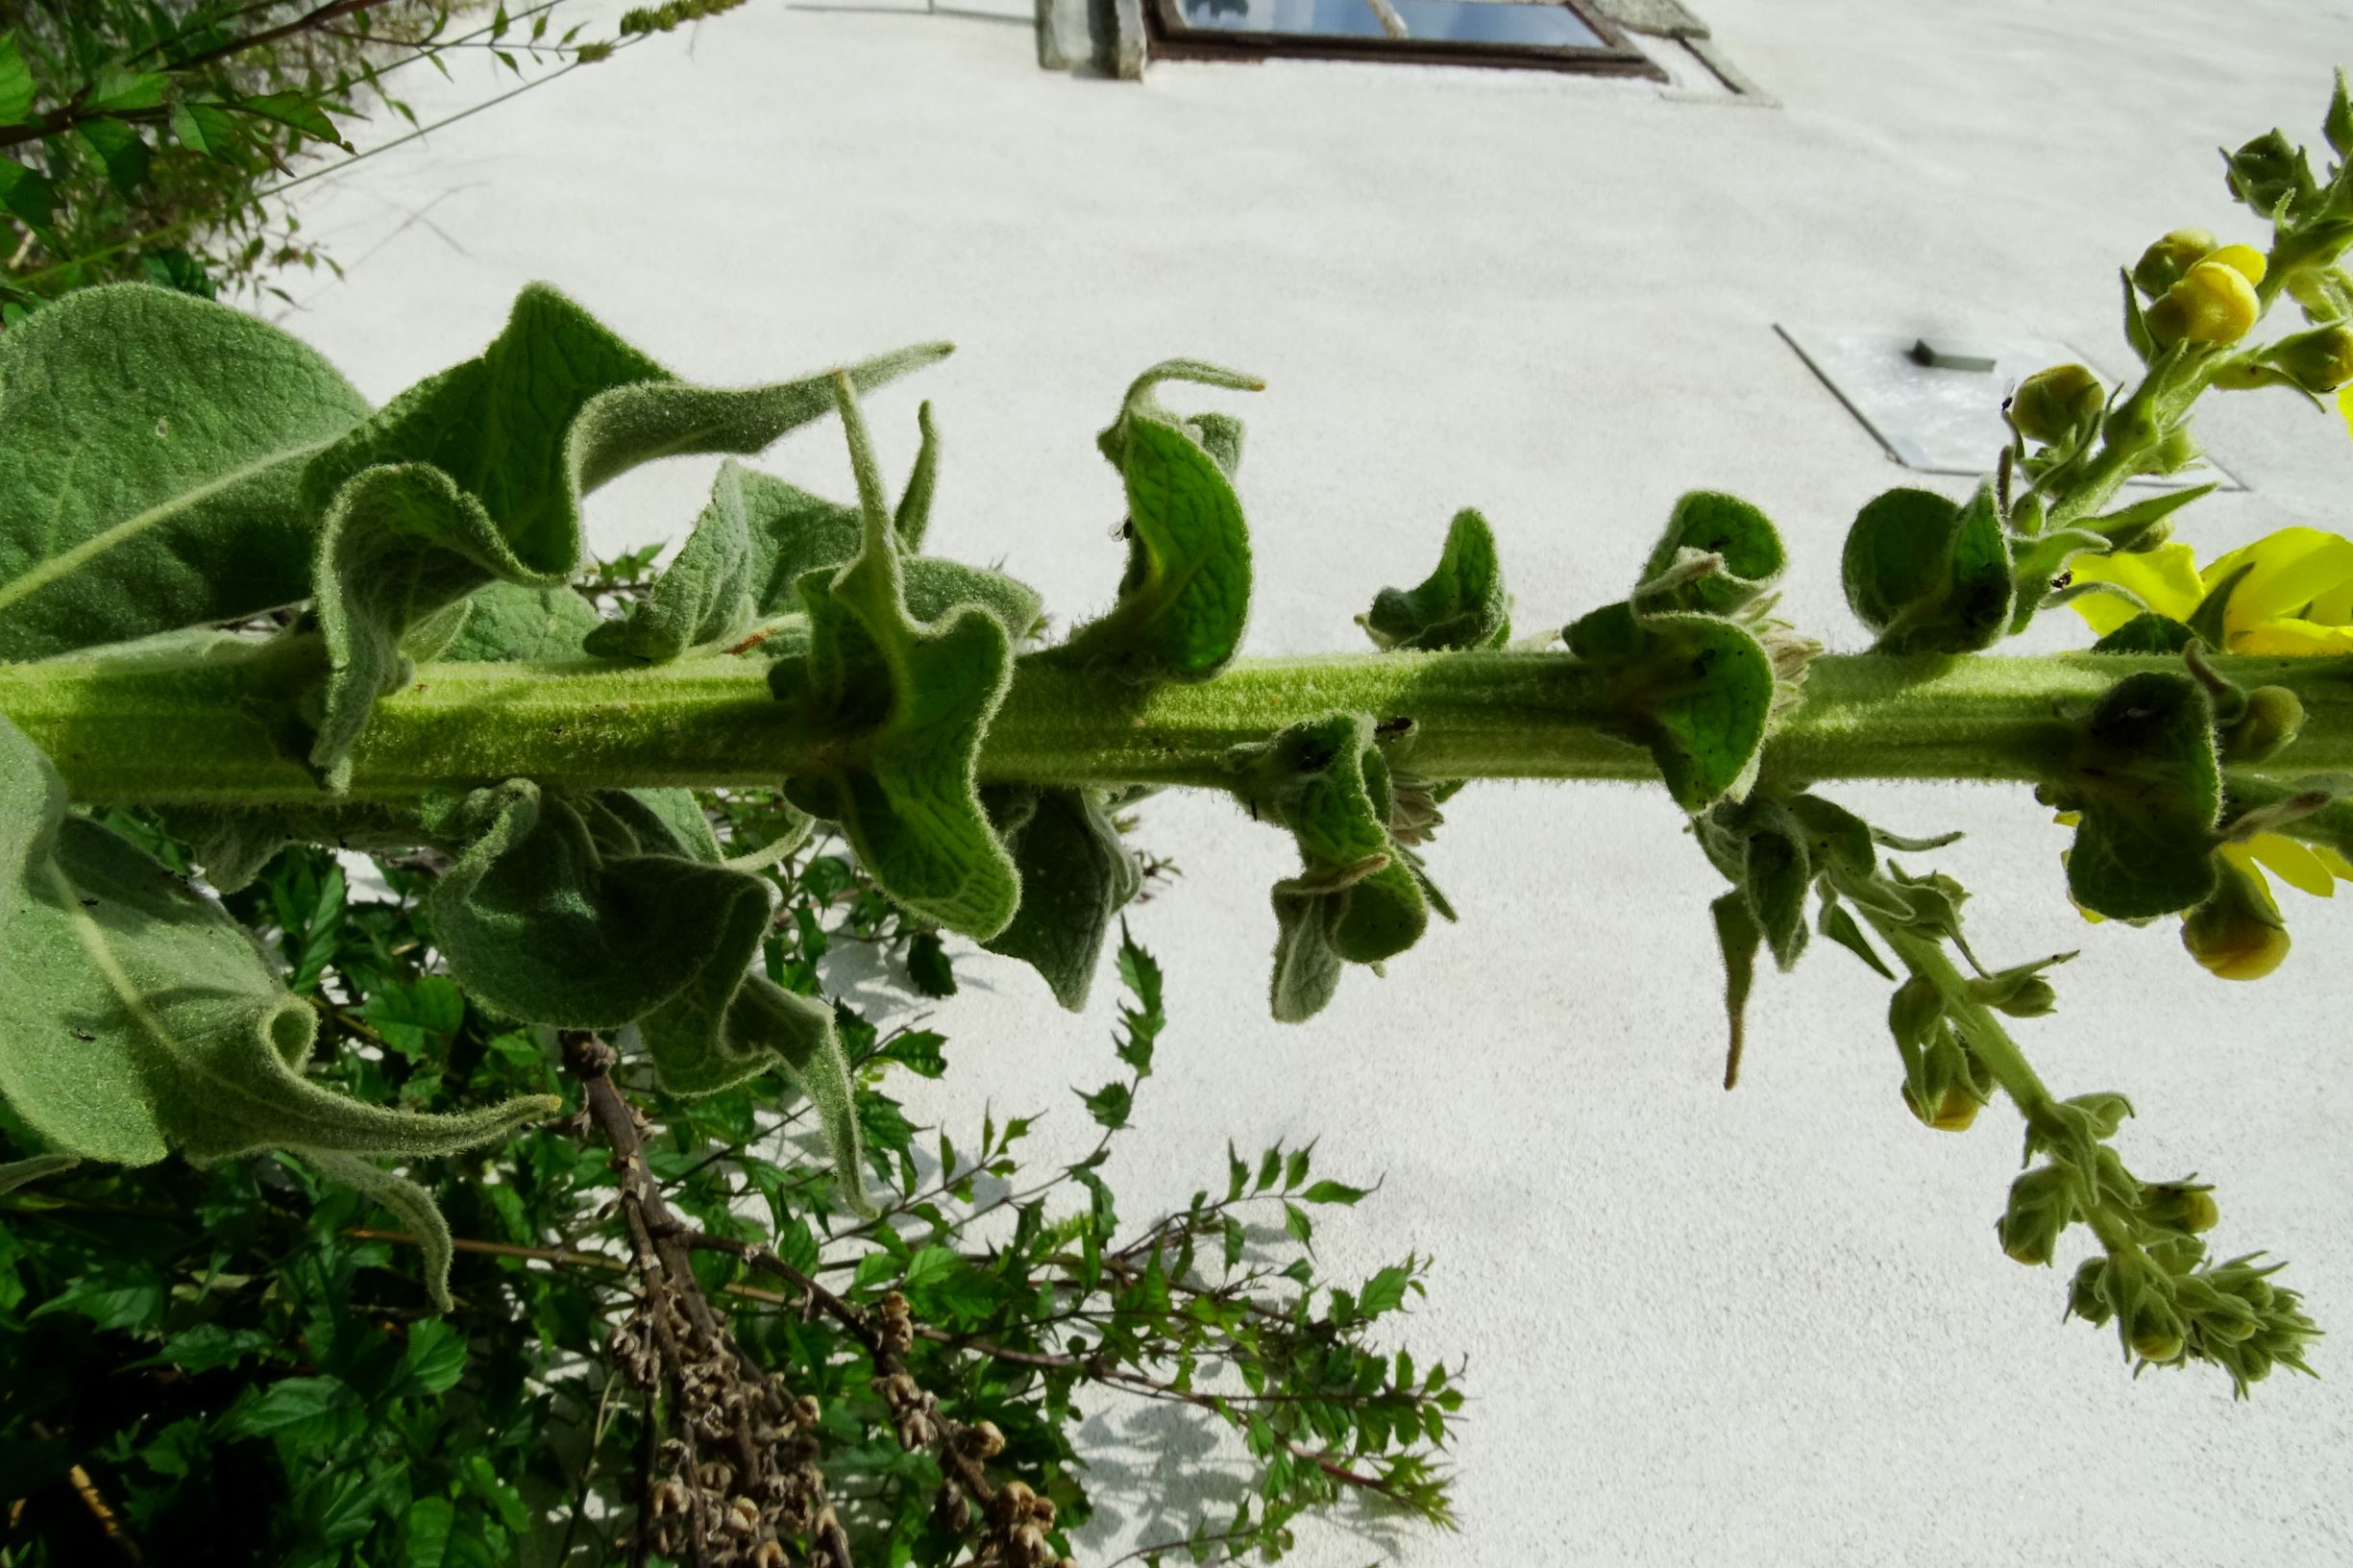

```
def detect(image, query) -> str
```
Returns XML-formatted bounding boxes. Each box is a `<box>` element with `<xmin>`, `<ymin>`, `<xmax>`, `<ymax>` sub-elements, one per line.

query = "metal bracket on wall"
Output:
<box><xmin>1036</xmin><ymin>0</ymin><xmax>1144</xmax><ymax>77</ymax></box>
<box><xmin>1777</xmin><ymin>323</ymin><xmax>2243</xmax><ymax>490</ymax></box>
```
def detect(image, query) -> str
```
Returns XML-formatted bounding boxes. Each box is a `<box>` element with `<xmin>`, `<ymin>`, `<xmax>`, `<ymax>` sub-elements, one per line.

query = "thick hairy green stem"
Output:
<box><xmin>5</xmin><ymin>641</ymin><xmax>2351</xmax><ymax>805</ymax></box>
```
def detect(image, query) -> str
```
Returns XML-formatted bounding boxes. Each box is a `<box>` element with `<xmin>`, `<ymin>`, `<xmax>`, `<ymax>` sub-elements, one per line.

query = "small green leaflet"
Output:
<box><xmin>1360</xmin><ymin>508</ymin><xmax>1510</xmax><ymax>652</ymax></box>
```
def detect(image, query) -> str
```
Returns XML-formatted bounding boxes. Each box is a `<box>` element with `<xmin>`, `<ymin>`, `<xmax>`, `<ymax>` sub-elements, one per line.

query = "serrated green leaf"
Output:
<box><xmin>0</xmin><ymin>31</ymin><xmax>34</xmax><ymax>125</ymax></box>
<box><xmin>1056</xmin><ymin>364</ymin><xmax>1258</xmax><ymax>682</ymax></box>
<box><xmin>0</xmin><ymin>156</ymin><xmax>55</xmax><ymax>229</ymax></box>
<box><xmin>0</xmin><ymin>715</ymin><xmax>555</xmax><ymax>1169</ymax></box>
<box><xmin>1299</xmin><ymin>1179</ymin><xmax>1368</xmax><ymax>1206</ymax></box>
<box><xmin>1632</xmin><ymin>491</ymin><xmax>1785</xmax><ymax>618</ymax></box>
<box><xmin>2063</xmin><ymin>672</ymin><xmax>2221</xmax><ymax>919</ymax></box>
<box><xmin>304</xmin><ymin>290</ymin><xmax>949</xmax><ymax>776</ymax></box>
<box><xmin>1565</xmin><ymin>604</ymin><xmax>1775</xmax><ymax>812</ymax></box>
<box><xmin>772</xmin><ymin>376</ymin><xmax>1018</xmax><ymax>940</ymax></box>
<box><xmin>169</xmin><ymin>101</ymin><xmax>244</xmax><ymax>157</ymax></box>
<box><xmin>981</xmin><ymin>787</ymin><xmax>1141</xmax><ymax>1010</ymax></box>
<box><xmin>0</xmin><ymin>285</ymin><xmax>371</xmax><ymax>660</ymax></box>
<box><xmin>74</xmin><ymin>116</ymin><xmax>149</xmax><ymax>192</ymax></box>
<box><xmin>233</xmin><ymin>90</ymin><xmax>347</xmax><ymax>149</ymax></box>
<box><xmin>1843</xmin><ymin>482</ymin><xmax>2013</xmax><ymax>653</ymax></box>
<box><xmin>1360</xmin><ymin>508</ymin><xmax>1510</xmax><ymax>651</ymax></box>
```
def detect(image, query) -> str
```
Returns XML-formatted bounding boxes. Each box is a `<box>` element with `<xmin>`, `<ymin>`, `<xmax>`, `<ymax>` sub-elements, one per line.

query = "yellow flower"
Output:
<box><xmin>2147</xmin><ymin>259</ymin><xmax>2262</xmax><ymax>346</ymax></box>
<box><xmin>2069</xmin><ymin>527</ymin><xmax>2353</xmax><ymax>655</ymax></box>
<box><xmin>2050</xmin><ymin>816</ymin><xmax>2353</xmax><ymax>976</ymax></box>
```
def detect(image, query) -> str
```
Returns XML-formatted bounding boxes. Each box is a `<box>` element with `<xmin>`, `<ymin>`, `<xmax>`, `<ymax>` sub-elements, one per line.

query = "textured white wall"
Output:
<box><xmin>278</xmin><ymin>3</ymin><xmax>2353</xmax><ymax>1561</ymax></box>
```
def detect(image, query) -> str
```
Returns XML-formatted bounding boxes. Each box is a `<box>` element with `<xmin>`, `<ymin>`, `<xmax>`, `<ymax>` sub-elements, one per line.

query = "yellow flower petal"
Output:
<box><xmin>2067</xmin><ymin>542</ymin><xmax>2204</xmax><ymax>632</ymax></box>
<box><xmin>2316</xmin><ymin>845</ymin><xmax>2353</xmax><ymax>882</ymax></box>
<box><xmin>2202</xmin><ymin>243</ymin><xmax>2268</xmax><ymax>285</ymax></box>
<box><xmin>2308</xmin><ymin>576</ymin><xmax>2353</xmax><ymax>627</ymax></box>
<box><xmin>2340</xmin><ymin>384</ymin><xmax>2353</xmax><ymax>442</ymax></box>
<box><xmin>2200</xmin><ymin>527</ymin><xmax>2353</xmax><ymax>640</ymax></box>
<box><xmin>2230</xmin><ymin>618</ymin><xmax>2353</xmax><ymax>656</ymax></box>
<box><xmin>2245</xmin><ymin>833</ymin><xmax>2337</xmax><ymax>898</ymax></box>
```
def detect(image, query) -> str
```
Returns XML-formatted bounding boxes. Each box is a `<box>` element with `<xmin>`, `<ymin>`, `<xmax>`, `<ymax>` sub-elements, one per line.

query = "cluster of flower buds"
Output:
<box><xmin>1887</xmin><ymin>973</ymin><xmax>1995</xmax><ymax>1132</ymax></box>
<box><xmin>2067</xmin><ymin>1242</ymin><xmax>2318</xmax><ymax>1393</ymax></box>
<box><xmin>2133</xmin><ymin>231</ymin><xmax>2267</xmax><ymax>348</ymax></box>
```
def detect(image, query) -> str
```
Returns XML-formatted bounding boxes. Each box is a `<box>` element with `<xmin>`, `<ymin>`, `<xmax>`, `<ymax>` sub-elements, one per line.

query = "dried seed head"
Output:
<box><xmin>650</xmin><ymin>1477</ymin><xmax>691</xmax><ymax>1519</ymax></box>
<box><xmin>727</xmin><ymin>1496</ymin><xmax>762</xmax><ymax>1535</ymax></box>
<box><xmin>966</xmin><ymin>1419</ymin><xmax>1007</xmax><ymax>1458</ymax></box>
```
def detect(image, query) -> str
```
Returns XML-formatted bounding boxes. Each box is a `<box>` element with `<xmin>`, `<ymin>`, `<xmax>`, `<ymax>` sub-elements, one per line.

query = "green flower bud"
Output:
<box><xmin>2266</xmin><ymin>323</ymin><xmax>2353</xmax><ymax>394</ymax></box>
<box><xmin>2138</xmin><ymin>1180</ymin><xmax>2220</xmax><ymax>1237</ymax></box>
<box><xmin>2148</xmin><ymin>424</ymin><xmax>2204</xmax><ymax>473</ymax></box>
<box><xmin>1901</xmin><ymin>1078</ymin><xmax>1981</xmax><ymax>1133</ymax></box>
<box><xmin>2126</xmin><ymin>1293</ymin><xmax>2187</xmax><ymax>1363</ymax></box>
<box><xmin>2067</xmin><ymin>1257</ymin><xmax>2115</xmax><ymax>1326</ymax></box>
<box><xmin>2219</xmin><ymin>686</ymin><xmax>2304</xmax><ymax>765</ymax></box>
<box><xmin>2132</xmin><ymin>228</ymin><xmax>2218</xmax><ymax>298</ymax></box>
<box><xmin>2145</xmin><ymin>260</ymin><xmax>2262</xmax><ymax>347</ymax></box>
<box><xmin>2181</xmin><ymin>856</ymin><xmax>2291</xmax><ymax>982</ymax></box>
<box><xmin>1998</xmin><ymin>1165</ymin><xmax>2076</xmax><ymax>1266</ymax></box>
<box><xmin>2009</xmin><ymin>363</ymin><xmax>2106</xmax><ymax>446</ymax></box>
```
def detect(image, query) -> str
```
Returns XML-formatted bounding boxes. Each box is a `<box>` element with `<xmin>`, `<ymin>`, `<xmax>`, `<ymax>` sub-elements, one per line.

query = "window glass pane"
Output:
<box><xmin>1388</xmin><ymin>0</ymin><xmax>1604</xmax><ymax>47</ymax></box>
<box><xmin>1175</xmin><ymin>0</ymin><xmax>1390</xmax><ymax>37</ymax></box>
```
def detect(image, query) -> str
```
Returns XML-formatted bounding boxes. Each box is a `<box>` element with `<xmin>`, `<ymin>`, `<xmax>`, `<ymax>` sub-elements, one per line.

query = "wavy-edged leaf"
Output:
<box><xmin>772</xmin><ymin>378</ymin><xmax>1019</xmax><ymax>940</ymax></box>
<box><xmin>982</xmin><ymin>787</ymin><xmax>1142</xmax><ymax>1010</ymax></box>
<box><xmin>2063</xmin><ymin>672</ymin><xmax>2222</xmax><ymax>919</ymax></box>
<box><xmin>301</xmin><ymin>283</ymin><xmax>950</xmax><ymax>777</ymax></box>
<box><xmin>0</xmin><ymin>284</ymin><xmax>371</xmax><ymax>661</ymax></box>
<box><xmin>1056</xmin><ymin>362</ymin><xmax>1260</xmax><ymax>684</ymax></box>
<box><xmin>0</xmin><ymin>715</ymin><xmax>553</xmax><ymax>1168</ymax></box>
<box><xmin>1360</xmin><ymin>508</ymin><xmax>1510</xmax><ymax>652</ymax></box>
<box><xmin>1233</xmin><ymin>713</ymin><xmax>1429</xmax><ymax>1023</ymax></box>
<box><xmin>426</xmin><ymin>780</ymin><xmax>771</xmax><ymax>1029</ymax></box>
<box><xmin>1843</xmin><ymin>482</ymin><xmax>2013</xmax><ymax>653</ymax></box>
<box><xmin>1633</xmin><ymin>491</ymin><xmax>1785</xmax><ymax>619</ymax></box>
<box><xmin>1565</xmin><ymin>603</ymin><xmax>1775</xmax><ymax>811</ymax></box>
<box><xmin>301</xmin><ymin>1149</ymin><xmax>460</xmax><ymax>1312</ymax></box>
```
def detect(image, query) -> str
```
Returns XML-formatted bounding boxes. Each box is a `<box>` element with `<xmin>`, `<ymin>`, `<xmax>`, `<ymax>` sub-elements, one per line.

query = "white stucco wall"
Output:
<box><xmin>276</xmin><ymin>3</ymin><xmax>2353</xmax><ymax>1562</ymax></box>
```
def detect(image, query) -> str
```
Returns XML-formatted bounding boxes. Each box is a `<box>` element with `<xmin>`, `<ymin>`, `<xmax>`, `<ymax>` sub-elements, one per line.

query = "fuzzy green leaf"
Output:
<box><xmin>772</xmin><ymin>378</ymin><xmax>1018</xmax><ymax>940</ymax></box>
<box><xmin>982</xmin><ymin>787</ymin><xmax>1141</xmax><ymax>1010</ymax></box>
<box><xmin>0</xmin><ymin>285</ymin><xmax>372</xmax><ymax>660</ymax></box>
<box><xmin>427</xmin><ymin>781</ymin><xmax>768</xmax><ymax>1030</ymax></box>
<box><xmin>1565</xmin><ymin>604</ymin><xmax>1775</xmax><ymax>812</ymax></box>
<box><xmin>1843</xmin><ymin>482</ymin><xmax>2013</xmax><ymax>653</ymax></box>
<box><xmin>1234</xmin><ymin>713</ymin><xmax>1428</xmax><ymax>1023</ymax></box>
<box><xmin>303</xmin><ymin>1149</ymin><xmax>461</xmax><ymax>1312</ymax></box>
<box><xmin>1633</xmin><ymin>491</ymin><xmax>1785</xmax><ymax>619</ymax></box>
<box><xmin>2062</xmin><ymin>672</ymin><xmax>2222</xmax><ymax>919</ymax></box>
<box><xmin>1056</xmin><ymin>367</ymin><xmax>1258</xmax><ymax>682</ymax></box>
<box><xmin>0</xmin><ymin>715</ymin><xmax>553</xmax><ymax>1168</ymax></box>
<box><xmin>2091</xmin><ymin>612</ymin><xmax>2197</xmax><ymax>655</ymax></box>
<box><xmin>301</xmin><ymin>284</ymin><xmax>949</xmax><ymax>776</ymax></box>
<box><xmin>441</xmin><ymin>581</ymin><xmax>602</xmax><ymax>662</ymax></box>
<box><xmin>1360</xmin><ymin>508</ymin><xmax>1510</xmax><ymax>652</ymax></box>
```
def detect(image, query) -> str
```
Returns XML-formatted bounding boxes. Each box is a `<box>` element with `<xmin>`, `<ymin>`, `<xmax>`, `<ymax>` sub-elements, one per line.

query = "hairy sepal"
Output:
<box><xmin>1632</xmin><ymin>491</ymin><xmax>1786</xmax><ymax>619</ymax></box>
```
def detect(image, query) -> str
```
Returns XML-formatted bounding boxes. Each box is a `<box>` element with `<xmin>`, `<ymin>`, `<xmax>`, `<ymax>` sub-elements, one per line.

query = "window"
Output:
<box><xmin>1149</xmin><ymin>0</ymin><xmax>1661</xmax><ymax>77</ymax></box>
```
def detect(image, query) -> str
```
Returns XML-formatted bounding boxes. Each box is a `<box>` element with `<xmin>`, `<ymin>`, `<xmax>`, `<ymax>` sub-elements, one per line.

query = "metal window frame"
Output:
<box><xmin>1146</xmin><ymin>0</ymin><xmax>1665</xmax><ymax>79</ymax></box>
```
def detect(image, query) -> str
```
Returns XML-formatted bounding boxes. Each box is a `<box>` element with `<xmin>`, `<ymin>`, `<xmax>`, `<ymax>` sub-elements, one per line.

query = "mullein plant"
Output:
<box><xmin>3</xmin><ymin>70</ymin><xmax>2353</xmax><ymax>1548</ymax></box>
